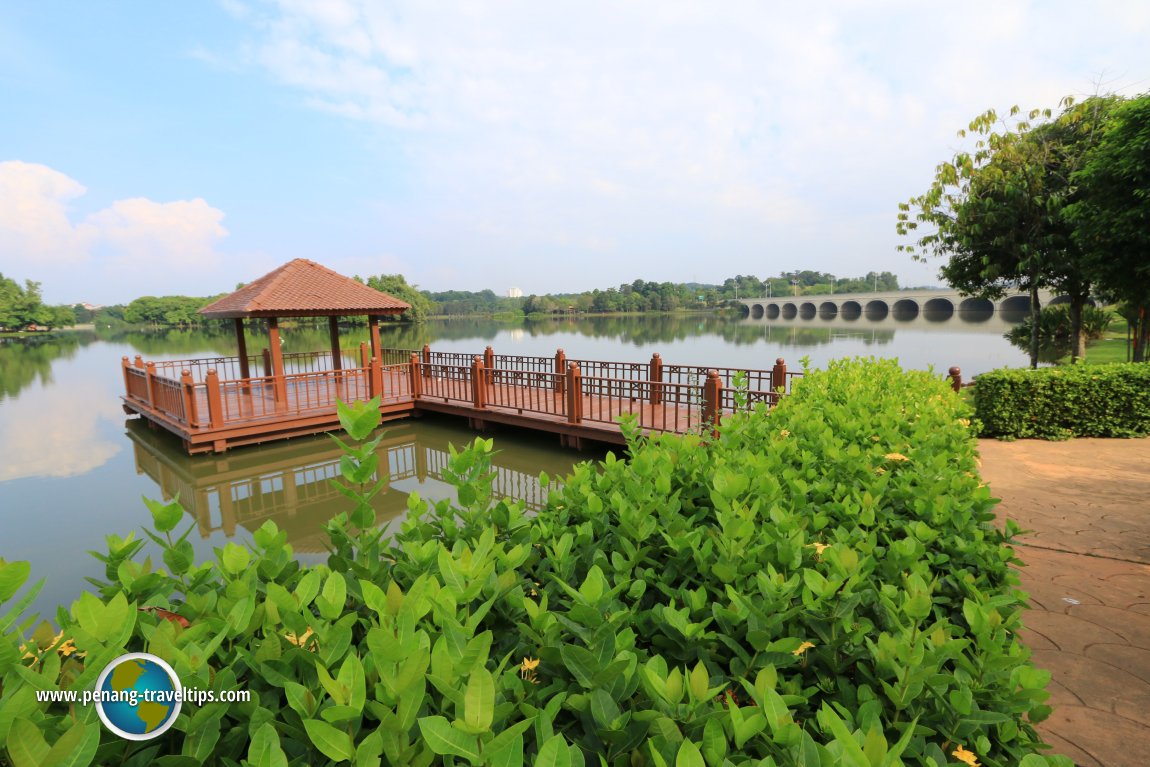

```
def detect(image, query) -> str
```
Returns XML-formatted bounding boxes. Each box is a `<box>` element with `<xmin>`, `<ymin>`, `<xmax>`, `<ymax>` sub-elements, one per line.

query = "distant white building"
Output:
<box><xmin>508</xmin><ymin>287</ymin><xmax>523</xmax><ymax>298</ymax></box>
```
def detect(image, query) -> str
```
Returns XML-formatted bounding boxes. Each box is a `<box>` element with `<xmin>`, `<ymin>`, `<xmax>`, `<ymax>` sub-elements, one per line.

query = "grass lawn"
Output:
<box><xmin>1080</xmin><ymin>315</ymin><xmax>1133</xmax><ymax>364</ymax></box>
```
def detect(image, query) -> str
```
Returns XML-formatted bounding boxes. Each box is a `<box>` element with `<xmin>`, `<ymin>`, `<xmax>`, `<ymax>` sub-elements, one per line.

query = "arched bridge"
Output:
<box><xmin>739</xmin><ymin>289</ymin><xmax>1066</xmax><ymax>322</ymax></box>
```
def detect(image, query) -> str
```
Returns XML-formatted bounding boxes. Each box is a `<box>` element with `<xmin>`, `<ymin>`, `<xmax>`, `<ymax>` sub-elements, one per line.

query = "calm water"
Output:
<box><xmin>0</xmin><ymin>312</ymin><xmax>1026</xmax><ymax>617</ymax></box>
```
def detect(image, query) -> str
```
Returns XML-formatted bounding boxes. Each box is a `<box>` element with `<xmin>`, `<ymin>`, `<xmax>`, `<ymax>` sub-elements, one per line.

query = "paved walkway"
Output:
<box><xmin>978</xmin><ymin>438</ymin><xmax>1150</xmax><ymax>767</ymax></box>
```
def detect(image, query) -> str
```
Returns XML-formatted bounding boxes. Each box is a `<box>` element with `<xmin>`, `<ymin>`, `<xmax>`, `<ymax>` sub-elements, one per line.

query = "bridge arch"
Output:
<box><xmin>766</xmin><ymin>303</ymin><xmax>780</xmax><ymax>319</ymax></box>
<box><xmin>999</xmin><ymin>295</ymin><xmax>1031</xmax><ymax>323</ymax></box>
<box><xmin>782</xmin><ymin>302</ymin><xmax>797</xmax><ymax>319</ymax></box>
<box><xmin>958</xmin><ymin>297</ymin><xmax>993</xmax><ymax>322</ymax></box>
<box><xmin>818</xmin><ymin>301</ymin><xmax>838</xmax><ymax>319</ymax></box>
<box><xmin>892</xmin><ymin>299</ymin><xmax>919</xmax><ymax>321</ymax></box>
<box><xmin>864</xmin><ymin>300</ymin><xmax>889</xmax><ymax>320</ymax></box>
<box><xmin>799</xmin><ymin>302</ymin><xmax>817</xmax><ymax>319</ymax></box>
<box><xmin>751</xmin><ymin>303</ymin><xmax>764</xmax><ymax>319</ymax></box>
<box><xmin>922</xmin><ymin>297</ymin><xmax>954</xmax><ymax>322</ymax></box>
<box><xmin>840</xmin><ymin>300</ymin><xmax>861</xmax><ymax>320</ymax></box>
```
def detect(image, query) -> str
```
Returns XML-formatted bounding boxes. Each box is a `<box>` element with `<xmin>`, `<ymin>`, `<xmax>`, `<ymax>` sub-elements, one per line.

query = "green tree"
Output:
<box><xmin>1068</xmin><ymin>94</ymin><xmax>1150</xmax><ymax>361</ymax></box>
<box><xmin>362</xmin><ymin>275</ymin><xmax>433</xmax><ymax>322</ymax></box>
<box><xmin>898</xmin><ymin>100</ymin><xmax>1112</xmax><ymax>366</ymax></box>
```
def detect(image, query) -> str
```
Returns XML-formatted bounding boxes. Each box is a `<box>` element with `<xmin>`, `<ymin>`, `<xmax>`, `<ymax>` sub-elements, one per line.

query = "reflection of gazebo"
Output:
<box><xmin>198</xmin><ymin>258</ymin><xmax>410</xmax><ymax>398</ymax></box>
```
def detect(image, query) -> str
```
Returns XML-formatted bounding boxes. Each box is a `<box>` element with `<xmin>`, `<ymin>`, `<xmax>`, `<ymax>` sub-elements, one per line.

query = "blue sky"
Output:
<box><xmin>2</xmin><ymin>1</ymin><xmax>1148</xmax><ymax>305</ymax></box>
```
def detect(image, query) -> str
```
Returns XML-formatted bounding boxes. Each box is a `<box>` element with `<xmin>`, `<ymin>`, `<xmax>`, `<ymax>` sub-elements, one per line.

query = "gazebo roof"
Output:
<box><xmin>198</xmin><ymin>259</ymin><xmax>411</xmax><ymax>319</ymax></box>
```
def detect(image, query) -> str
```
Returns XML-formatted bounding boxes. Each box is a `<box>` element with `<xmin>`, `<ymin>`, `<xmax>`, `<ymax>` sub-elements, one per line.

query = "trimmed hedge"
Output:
<box><xmin>0</xmin><ymin>359</ymin><xmax>1066</xmax><ymax>767</ymax></box>
<box><xmin>974</xmin><ymin>363</ymin><xmax>1150</xmax><ymax>439</ymax></box>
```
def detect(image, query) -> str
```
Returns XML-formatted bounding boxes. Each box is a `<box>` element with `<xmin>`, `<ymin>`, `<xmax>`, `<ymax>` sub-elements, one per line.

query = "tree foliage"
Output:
<box><xmin>1067</xmin><ymin>94</ymin><xmax>1150</xmax><ymax>361</ymax></box>
<box><xmin>0</xmin><ymin>274</ymin><xmax>75</xmax><ymax>331</ymax></box>
<box><xmin>898</xmin><ymin>96</ymin><xmax>1130</xmax><ymax>366</ymax></box>
<box><xmin>363</xmin><ymin>274</ymin><xmax>435</xmax><ymax>322</ymax></box>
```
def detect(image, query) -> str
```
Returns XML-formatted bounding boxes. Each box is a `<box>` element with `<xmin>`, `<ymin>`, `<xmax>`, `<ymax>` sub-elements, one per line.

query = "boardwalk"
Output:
<box><xmin>122</xmin><ymin>346</ymin><xmax>801</xmax><ymax>454</ymax></box>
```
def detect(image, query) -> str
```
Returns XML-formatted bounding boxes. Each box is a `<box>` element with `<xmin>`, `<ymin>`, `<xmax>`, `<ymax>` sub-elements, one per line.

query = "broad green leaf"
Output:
<box><xmin>535</xmin><ymin>735</ymin><xmax>572</xmax><ymax>767</ymax></box>
<box><xmin>6</xmin><ymin>718</ymin><xmax>49</xmax><ymax>767</ymax></box>
<box><xmin>0</xmin><ymin>560</ymin><xmax>31</xmax><ymax>603</ymax></box>
<box><xmin>144</xmin><ymin>496</ymin><xmax>184</xmax><ymax>533</ymax></box>
<box><xmin>675</xmin><ymin>740</ymin><xmax>705</xmax><ymax>767</ymax></box>
<box><xmin>417</xmin><ymin>716</ymin><xmax>481</xmax><ymax>761</ymax></box>
<box><xmin>40</xmin><ymin>719</ymin><xmax>99</xmax><ymax>767</ymax></box>
<box><xmin>464</xmin><ymin>667</ymin><xmax>495</xmax><ymax>732</ymax></box>
<box><xmin>248</xmin><ymin>723</ymin><xmax>289</xmax><ymax>767</ymax></box>
<box><xmin>303</xmin><ymin>718</ymin><xmax>356</xmax><ymax>762</ymax></box>
<box><xmin>559</xmin><ymin>645</ymin><xmax>598</xmax><ymax>689</ymax></box>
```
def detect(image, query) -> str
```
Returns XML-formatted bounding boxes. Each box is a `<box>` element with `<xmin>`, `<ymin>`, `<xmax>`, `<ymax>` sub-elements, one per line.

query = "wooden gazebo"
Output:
<box><xmin>121</xmin><ymin>259</ymin><xmax>414</xmax><ymax>453</ymax></box>
<box><xmin>198</xmin><ymin>258</ymin><xmax>410</xmax><ymax>397</ymax></box>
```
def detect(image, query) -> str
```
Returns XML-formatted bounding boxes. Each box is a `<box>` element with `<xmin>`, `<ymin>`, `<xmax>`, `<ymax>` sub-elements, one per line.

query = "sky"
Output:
<box><xmin>1</xmin><ymin>1</ymin><xmax>1148</xmax><ymax>305</ymax></box>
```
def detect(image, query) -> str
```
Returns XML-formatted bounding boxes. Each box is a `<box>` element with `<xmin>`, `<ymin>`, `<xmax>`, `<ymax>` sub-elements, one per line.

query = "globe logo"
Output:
<box><xmin>93</xmin><ymin>653</ymin><xmax>182</xmax><ymax>740</ymax></box>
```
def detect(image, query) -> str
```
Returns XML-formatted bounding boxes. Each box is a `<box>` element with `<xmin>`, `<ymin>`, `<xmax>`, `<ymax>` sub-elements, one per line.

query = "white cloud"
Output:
<box><xmin>0</xmin><ymin>161</ymin><xmax>93</xmax><ymax>265</ymax></box>
<box><xmin>214</xmin><ymin>1</ymin><xmax>1141</xmax><ymax>290</ymax></box>
<box><xmin>0</xmin><ymin>161</ymin><xmax>228</xmax><ymax>295</ymax></box>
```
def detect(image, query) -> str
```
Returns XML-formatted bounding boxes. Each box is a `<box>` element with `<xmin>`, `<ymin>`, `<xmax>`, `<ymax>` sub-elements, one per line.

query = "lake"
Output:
<box><xmin>0</xmin><ymin>311</ymin><xmax>1027</xmax><ymax>617</ymax></box>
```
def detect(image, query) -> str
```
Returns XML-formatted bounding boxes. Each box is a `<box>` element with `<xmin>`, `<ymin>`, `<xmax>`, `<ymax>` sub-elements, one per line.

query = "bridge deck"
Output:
<box><xmin>122</xmin><ymin>348</ymin><xmax>799</xmax><ymax>454</ymax></box>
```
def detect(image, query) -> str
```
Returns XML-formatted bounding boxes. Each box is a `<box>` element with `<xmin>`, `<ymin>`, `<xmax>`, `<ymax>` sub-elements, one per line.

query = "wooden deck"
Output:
<box><xmin>122</xmin><ymin>347</ymin><xmax>799</xmax><ymax>454</ymax></box>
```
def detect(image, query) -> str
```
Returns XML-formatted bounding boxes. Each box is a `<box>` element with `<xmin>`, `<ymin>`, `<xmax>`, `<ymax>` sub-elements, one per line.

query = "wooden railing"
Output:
<box><xmin>125</xmin><ymin>345</ymin><xmax>801</xmax><ymax>438</ymax></box>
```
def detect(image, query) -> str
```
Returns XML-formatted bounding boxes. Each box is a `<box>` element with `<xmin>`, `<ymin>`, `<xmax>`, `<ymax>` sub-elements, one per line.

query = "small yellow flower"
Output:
<box><xmin>807</xmin><ymin>542</ymin><xmax>829</xmax><ymax>559</ymax></box>
<box><xmin>884</xmin><ymin>453</ymin><xmax>910</xmax><ymax>462</ymax></box>
<box><xmin>520</xmin><ymin>657</ymin><xmax>540</xmax><ymax>683</ymax></box>
<box><xmin>779</xmin><ymin>429</ymin><xmax>791</xmax><ymax>438</ymax></box>
<box><xmin>284</xmin><ymin>627</ymin><xmax>317</xmax><ymax>650</ymax></box>
<box><xmin>952</xmin><ymin>745</ymin><xmax>980</xmax><ymax>766</ymax></box>
<box><xmin>958</xmin><ymin>418</ymin><xmax>971</xmax><ymax>427</ymax></box>
<box><xmin>875</xmin><ymin>467</ymin><xmax>887</xmax><ymax>475</ymax></box>
<box><xmin>792</xmin><ymin>641</ymin><xmax>815</xmax><ymax>656</ymax></box>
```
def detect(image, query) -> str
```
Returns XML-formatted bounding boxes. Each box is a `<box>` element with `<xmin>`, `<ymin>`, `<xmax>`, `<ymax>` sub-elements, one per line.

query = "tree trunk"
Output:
<box><xmin>1028</xmin><ymin>282</ymin><xmax>1042</xmax><ymax>369</ymax></box>
<box><xmin>1070</xmin><ymin>296</ymin><xmax>1085</xmax><ymax>364</ymax></box>
<box><xmin>1135</xmin><ymin>306</ymin><xmax>1148</xmax><ymax>363</ymax></box>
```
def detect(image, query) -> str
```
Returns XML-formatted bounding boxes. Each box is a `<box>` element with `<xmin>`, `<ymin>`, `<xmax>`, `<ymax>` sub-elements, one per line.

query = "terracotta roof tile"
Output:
<box><xmin>198</xmin><ymin>259</ymin><xmax>411</xmax><ymax>318</ymax></box>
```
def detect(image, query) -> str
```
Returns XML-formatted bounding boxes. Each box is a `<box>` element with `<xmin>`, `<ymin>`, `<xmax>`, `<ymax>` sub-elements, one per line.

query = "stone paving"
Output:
<box><xmin>978</xmin><ymin>438</ymin><xmax>1150</xmax><ymax>767</ymax></box>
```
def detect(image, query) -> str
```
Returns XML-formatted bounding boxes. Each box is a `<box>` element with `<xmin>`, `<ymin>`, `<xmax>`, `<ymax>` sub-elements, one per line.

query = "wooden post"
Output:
<box><xmin>554</xmin><ymin>349</ymin><xmax>567</xmax><ymax>395</ymax></box>
<box><xmin>235</xmin><ymin>318</ymin><xmax>250</xmax><ymax>381</ymax></box>
<box><xmin>422</xmin><ymin>344</ymin><xmax>432</xmax><ymax>379</ymax></box>
<box><xmin>145</xmin><ymin>362</ymin><xmax>158</xmax><ymax>407</ymax></box>
<box><xmin>267</xmin><ymin>317</ymin><xmax>287</xmax><ymax>404</ymax></box>
<box><xmin>369</xmin><ymin>356</ymin><xmax>383</xmax><ymax>399</ymax></box>
<box><xmin>368</xmin><ymin>315</ymin><xmax>382</xmax><ymax>364</ymax></box>
<box><xmin>121</xmin><ymin>357</ymin><xmax>133</xmax><ymax>398</ymax></box>
<box><xmin>702</xmin><ymin>369</ymin><xmax>722</xmax><ymax>438</ymax></box>
<box><xmin>205</xmin><ymin>369</ymin><xmax>224</xmax><ymax>428</ymax></box>
<box><xmin>328</xmin><ymin>316</ymin><xmax>343</xmax><ymax>372</ymax></box>
<box><xmin>471</xmin><ymin>357</ymin><xmax>486</xmax><ymax>409</ymax></box>
<box><xmin>181</xmin><ymin>369</ymin><xmax>199</xmax><ymax>427</ymax></box>
<box><xmin>359</xmin><ymin>342</ymin><xmax>370</xmax><ymax>369</ymax></box>
<box><xmin>408</xmin><ymin>352</ymin><xmax>422</xmax><ymax>399</ymax></box>
<box><xmin>484</xmin><ymin>345</ymin><xmax>495</xmax><ymax>385</ymax></box>
<box><xmin>948</xmin><ymin>366</ymin><xmax>962</xmax><ymax>393</ymax></box>
<box><xmin>771</xmin><ymin>357</ymin><xmax>787</xmax><ymax>393</ymax></box>
<box><xmin>262</xmin><ymin>348</ymin><xmax>272</xmax><ymax>378</ymax></box>
<box><xmin>566</xmin><ymin>362</ymin><xmax>582</xmax><ymax>424</ymax></box>
<box><xmin>649</xmin><ymin>352</ymin><xmax>663</xmax><ymax>405</ymax></box>
<box><xmin>134</xmin><ymin>355</ymin><xmax>145</xmax><ymax>370</ymax></box>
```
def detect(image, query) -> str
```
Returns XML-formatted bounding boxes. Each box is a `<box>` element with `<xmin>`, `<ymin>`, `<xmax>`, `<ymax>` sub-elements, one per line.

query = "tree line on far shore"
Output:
<box><xmin>2</xmin><ymin>270</ymin><xmax>907</xmax><ymax>331</ymax></box>
<box><xmin>0</xmin><ymin>274</ymin><xmax>76</xmax><ymax>332</ymax></box>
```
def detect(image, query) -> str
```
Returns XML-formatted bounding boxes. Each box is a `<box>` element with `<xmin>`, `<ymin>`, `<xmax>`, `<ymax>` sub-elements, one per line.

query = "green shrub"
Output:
<box><xmin>974</xmin><ymin>363</ymin><xmax>1150</xmax><ymax>439</ymax></box>
<box><xmin>1</xmin><ymin>359</ymin><xmax>1067</xmax><ymax>766</ymax></box>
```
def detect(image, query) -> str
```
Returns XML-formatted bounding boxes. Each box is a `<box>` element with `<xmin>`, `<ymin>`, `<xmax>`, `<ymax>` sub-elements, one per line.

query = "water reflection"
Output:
<box><xmin>126</xmin><ymin>415</ymin><xmax>580</xmax><ymax>554</ymax></box>
<box><xmin>0</xmin><ymin>332</ymin><xmax>94</xmax><ymax>401</ymax></box>
<box><xmin>0</xmin><ymin>335</ymin><xmax>125</xmax><ymax>481</ymax></box>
